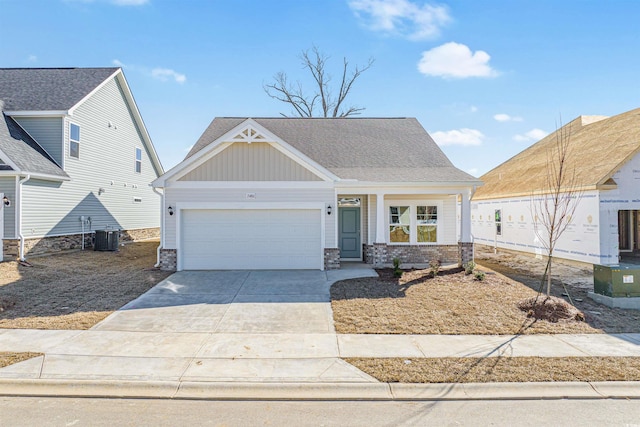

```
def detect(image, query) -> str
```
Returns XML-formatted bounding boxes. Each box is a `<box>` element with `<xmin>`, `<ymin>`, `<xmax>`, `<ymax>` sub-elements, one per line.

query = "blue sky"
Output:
<box><xmin>3</xmin><ymin>0</ymin><xmax>640</xmax><ymax>175</ymax></box>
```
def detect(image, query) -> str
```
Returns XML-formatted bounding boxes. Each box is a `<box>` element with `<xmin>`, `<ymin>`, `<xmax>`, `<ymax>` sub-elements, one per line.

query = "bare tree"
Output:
<box><xmin>531</xmin><ymin>119</ymin><xmax>582</xmax><ymax>296</ymax></box>
<box><xmin>264</xmin><ymin>46</ymin><xmax>374</xmax><ymax>118</ymax></box>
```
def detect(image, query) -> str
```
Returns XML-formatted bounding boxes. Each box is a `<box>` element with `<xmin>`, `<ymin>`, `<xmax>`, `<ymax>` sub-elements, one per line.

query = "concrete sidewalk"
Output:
<box><xmin>1</xmin><ymin>330</ymin><xmax>640</xmax><ymax>383</ymax></box>
<box><xmin>1</xmin><ymin>267</ymin><xmax>640</xmax><ymax>399</ymax></box>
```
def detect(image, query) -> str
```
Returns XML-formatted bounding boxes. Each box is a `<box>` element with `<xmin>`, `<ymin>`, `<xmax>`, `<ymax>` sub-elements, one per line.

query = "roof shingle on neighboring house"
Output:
<box><xmin>474</xmin><ymin>108</ymin><xmax>640</xmax><ymax>200</ymax></box>
<box><xmin>0</xmin><ymin>67</ymin><xmax>118</xmax><ymax>111</ymax></box>
<box><xmin>187</xmin><ymin>117</ymin><xmax>478</xmax><ymax>183</ymax></box>
<box><xmin>0</xmin><ymin>112</ymin><xmax>68</xmax><ymax>178</ymax></box>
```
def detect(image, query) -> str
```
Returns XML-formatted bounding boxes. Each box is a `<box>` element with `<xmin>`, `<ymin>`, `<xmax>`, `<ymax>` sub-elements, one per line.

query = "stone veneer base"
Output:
<box><xmin>364</xmin><ymin>243</ymin><xmax>474</xmax><ymax>267</ymax></box>
<box><xmin>1</xmin><ymin>227</ymin><xmax>160</xmax><ymax>261</ymax></box>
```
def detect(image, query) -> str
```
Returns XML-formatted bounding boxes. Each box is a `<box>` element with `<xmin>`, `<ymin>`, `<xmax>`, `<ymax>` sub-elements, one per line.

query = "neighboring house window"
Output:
<box><xmin>417</xmin><ymin>206</ymin><xmax>438</xmax><ymax>243</ymax></box>
<box><xmin>69</xmin><ymin>123</ymin><xmax>80</xmax><ymax>159</ymax></box>
<box><xmin>135</xmin><ymin>148</ymin><xmax>142</xmax><ymax>173</ymax></box>
<box><xmin>389</xmin><ymin>206</ymin><xmax>410</xmax><ymax>242</ymax></box>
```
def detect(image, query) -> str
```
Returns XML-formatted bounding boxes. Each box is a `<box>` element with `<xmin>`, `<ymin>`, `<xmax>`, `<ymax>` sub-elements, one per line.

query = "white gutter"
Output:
<box><xmin>152</xmin><ymin>187</ymin><xmax>164</xmax><ymax>268</ymax></box>
<box><xmin>17</xmin><ymin>174</ymin><xmax>31</xmax><ymax>261</ymax></box>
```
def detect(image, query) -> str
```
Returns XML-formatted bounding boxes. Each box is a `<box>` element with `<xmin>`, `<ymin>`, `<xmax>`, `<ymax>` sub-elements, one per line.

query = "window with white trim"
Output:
<box><xmin>389</xmin><ymin>206</ymin><xmax>410</xmax><ymax>242</ymax></box>
<box><xmin>417</xmin><ymin>206</ymin><xmax>437</xmax><ymax>242</ymax></box>
<box><xmin>386</xmin><ymin>201</ymin><xmax>442</xmax><ymax>244</ymax></box>
<box><xmin>69</xmin><ymin>123</ymin><xmax>80</xmax><ymax>159</ymax></box>
<box><xmin>135</xmin><ymin>147</ymin><xmax>142</xmax><ymax>173</ymax></box>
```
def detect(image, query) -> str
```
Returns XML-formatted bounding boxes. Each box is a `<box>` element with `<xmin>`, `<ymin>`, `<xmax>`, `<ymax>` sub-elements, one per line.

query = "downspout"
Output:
<box><xmin>152</xmin><ymin>187</ymin><xmax>164</xmax><ymax>267</ymax></box>
<box><xmin>470</xmin><ymin>185</ymin><xmax>477</xmax><ymax>263</ymax></box>
<box><xmin>17</xmin><ymin>174</ymin><xmax>31</xmax><ymax>261</ymax></box>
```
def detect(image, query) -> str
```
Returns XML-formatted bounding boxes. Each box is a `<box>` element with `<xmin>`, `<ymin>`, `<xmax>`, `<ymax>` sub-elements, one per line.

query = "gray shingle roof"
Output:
<box><xmin>186</xmin><ymin>117</ymin><xmax>478</xmax><ymax>183</ymax></box>
<box><xmin>0</xmin><ymin>113</ymin><xmax>68</xmax><ymax>178</ymax></box>
<box><xmin>0</xmin><ymin>68</ymin><xmax>118</xmax><ymax>111</ymax></box>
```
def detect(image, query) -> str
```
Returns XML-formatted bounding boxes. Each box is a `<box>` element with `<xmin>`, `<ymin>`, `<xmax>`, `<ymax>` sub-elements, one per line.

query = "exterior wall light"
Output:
<box><xmin>168</xmin><ymin>206</ymin><xmax>174</xmax><ymax>216</ymax></box>
<box><xmin>327</xmin><ymin>204</ymin><xmax>332</xmax><ymax>215</ymax></box>
<box><xmin>2</xmin><ymin>196</ymin><xmax>9</xmax><ymax>207</ymax></box>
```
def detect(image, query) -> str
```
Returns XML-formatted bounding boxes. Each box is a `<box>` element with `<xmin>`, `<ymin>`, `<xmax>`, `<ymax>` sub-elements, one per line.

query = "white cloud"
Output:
<box><xmin>151</xmin><ymin>68</ymin><xmax>187</xmax><ymax>84</ymax></box>
<box><xmin>513</xmin><ymin>128</ymin><xmax>548</xmax><ymax>142</ymax></box>
<box><xmin>112</xmin><ymin>59</ymin><xmax>126</xmax><ymax>68</ymax></box>
<box><xmin>348</xmin><ymin>0</ymin><xmax>450</xmax><ymax>40</ymax></box>
<box><xmin>417</xmin><ymin>42</ymin><xmax>499</xmax><ymax>79</ymax></box>
<box><xmin>470</xmin><ymin>105</ymin><xmax>478</xmax><ymax>113</ymax></box>
<box><xmin>432</xmin><ymin>128</ymin><xmax>485</xmax><ymax>146</ymax></box>
<box><xmin>494</xmin><ymin>113</ymin><xmax>523</xmax><ymax>122</ymax></box>
<box><xmin>467</xmin><ymin>168</ymin><xmax>479</xmax><ymax>176</ymax></box>
<box><xmin>27</xmin><ymin>55</ymin><xmax>37</xmax><ymax>62</ymax></box>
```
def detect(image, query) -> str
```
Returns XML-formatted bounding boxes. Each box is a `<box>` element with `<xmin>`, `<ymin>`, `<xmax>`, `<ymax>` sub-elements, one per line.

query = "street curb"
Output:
<box><xmin>1</xmin><ymin>379</ymin><xmax>640</xmax><ymax>400</ymax></box>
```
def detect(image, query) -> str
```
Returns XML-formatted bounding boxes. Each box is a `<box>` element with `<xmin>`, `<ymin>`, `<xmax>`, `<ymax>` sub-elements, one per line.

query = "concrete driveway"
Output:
<box><xmin>0</xmin><ymin>267</ymin><xmax>380</xmax><ymax>383</ymax></box>
<box><xmin>94</xmin><ymin>269</ymin><xmax>375</xmax><ymax>334</ymax></box>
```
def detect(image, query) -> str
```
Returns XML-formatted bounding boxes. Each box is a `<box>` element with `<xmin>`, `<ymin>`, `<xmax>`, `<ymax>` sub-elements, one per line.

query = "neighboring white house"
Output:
<box><xmin>472</xmin><ymin>108</ymin><xmax>640</xmax><ymax>266</ymax></box>
<box><xmin>152</xmin><ymin>117</ymin><xmax>481</xmax><ymax>271</ymax></box>
<box><xmin>0</xmin><ymin>67</ymin><xmax>164</xmax><ymax>261</ymax></box>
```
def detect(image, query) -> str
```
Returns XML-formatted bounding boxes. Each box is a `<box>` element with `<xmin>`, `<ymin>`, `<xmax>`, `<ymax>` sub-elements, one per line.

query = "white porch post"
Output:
<box><xmin>375</xmin><ymin>192</ymin><xmax>386</xmax><ymax>243</ymax></box>
<box><xmin>460</xmin><ymin>189</ymin><xmax>472</xmax><ymax>243</ymax></box>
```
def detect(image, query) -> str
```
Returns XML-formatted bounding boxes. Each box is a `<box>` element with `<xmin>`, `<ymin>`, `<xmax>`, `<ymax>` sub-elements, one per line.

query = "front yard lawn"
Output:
<box><xmin>331</xmin><ymin>267</ymin><xmax>603</xmax><ymax>335</ymax></box>
<box><xmin>331</xmin><ymin>261</ymin><xmax>640</xmax><ymax>383</ymax></box>
<box><xmin>0</xmin><ymin>240</ymin><xmax>171</xmax><ymax>330</ymax></box>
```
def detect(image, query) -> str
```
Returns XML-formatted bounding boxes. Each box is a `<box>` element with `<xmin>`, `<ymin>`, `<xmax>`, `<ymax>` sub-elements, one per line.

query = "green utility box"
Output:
<box><xmin>593</xmin><ymin>264</ymin><xmax>640</xmax><ymax>297</ymax></box>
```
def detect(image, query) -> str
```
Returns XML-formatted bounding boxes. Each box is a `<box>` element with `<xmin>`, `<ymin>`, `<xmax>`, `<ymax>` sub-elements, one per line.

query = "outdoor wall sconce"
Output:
<box><xmin>168</xmin><ymin>206</ymin><xmax>174</xmax><ymax>216</ymax></box>
<box><xmin>2</xmin><ymin>196</ymin><xmax>9</xmax><ymax>207</ymax></box>
<box><xmin>98</xmin><ymin>187</ymin><xmax>105</xmax><ymax>195</ymax></box>
<box><xmin>327</xmin><ymin>204</ymin><xmax>332</xmax><ymax>215</ymax></box>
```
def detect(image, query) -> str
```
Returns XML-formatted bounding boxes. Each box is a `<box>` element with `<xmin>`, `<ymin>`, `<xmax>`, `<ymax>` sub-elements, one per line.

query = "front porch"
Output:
<box><xmin>325</xmin><ymin>187</ymin><xmax>474</xmax><ymax>269</ymax></box>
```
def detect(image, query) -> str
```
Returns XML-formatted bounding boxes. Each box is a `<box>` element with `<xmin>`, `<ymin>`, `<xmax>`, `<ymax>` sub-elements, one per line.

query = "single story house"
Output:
<box><xmin>0</xmin><ymin>67</ymin><xmax>164</xmax><ymax>261</ymax></box>
<box><xmin>472</xmin><ymin>108</ymin><xmax>640</xmax><ymax>266</ymax></box>
<box><xmin>152</xmin><ymin>117</ymin><xmax>481</xmax><ymax>271</ymax></box>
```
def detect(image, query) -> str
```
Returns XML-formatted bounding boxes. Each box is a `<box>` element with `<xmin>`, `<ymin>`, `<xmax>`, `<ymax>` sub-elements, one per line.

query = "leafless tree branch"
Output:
<box><xmin>531</xmin><ymin>118</ymin><xmax>583</xmax><ymax>296</ymax></box>
<box><xmin>263</xmin><ymin>46</ymin><xmax>374</xmax><ymax>118</ymax></box>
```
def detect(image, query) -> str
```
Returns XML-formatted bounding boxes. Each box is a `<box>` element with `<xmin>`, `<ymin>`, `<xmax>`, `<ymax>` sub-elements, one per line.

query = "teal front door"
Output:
<box><xmin>339</xmin><ymin>207</ymin><xmax>361</xmax><ymax>259</ymax></box>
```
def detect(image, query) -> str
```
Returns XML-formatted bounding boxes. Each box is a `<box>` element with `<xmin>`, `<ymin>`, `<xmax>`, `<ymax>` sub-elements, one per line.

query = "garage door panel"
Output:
<box><xmin>180</xmin><ymin>209</ymin><xmax>321</xmax><ymax>270</ymax></box>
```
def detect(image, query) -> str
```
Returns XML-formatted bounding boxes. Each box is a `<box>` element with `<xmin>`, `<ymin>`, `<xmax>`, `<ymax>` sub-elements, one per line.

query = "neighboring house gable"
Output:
<box><xmin>472</xmin><ymin>107</ymin><xmax>640</xmax><ymax>266</ymax></box>
<box><xmin>0</xmin><ymin>67</ymin><xmax>164</xmax><ymax>261</ymax></box>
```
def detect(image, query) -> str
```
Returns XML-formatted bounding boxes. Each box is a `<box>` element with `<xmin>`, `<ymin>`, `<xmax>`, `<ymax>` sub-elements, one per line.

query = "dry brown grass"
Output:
<box><xmin>331</xmin><ymin>266</ymin><xmax>600</xmax><ymax>335</ymax></box>
<box><xmin>0</xmin><ymin>241</ymin><xmax>171</xmax><ymax>330</ymax></box>
<box><xmin>0</xmin><ymin>352</ymin><xmax>42</xmax><ymax>369</ymax></box>
<box><xmin>476</xmin><ymin>246</ymin><xmax>640</xmax><ymax>333</ymax></box>
<box><xmin>348</xmin><ymin>357</ymin><xmax>640</xmax><ymax>383</ymax></box>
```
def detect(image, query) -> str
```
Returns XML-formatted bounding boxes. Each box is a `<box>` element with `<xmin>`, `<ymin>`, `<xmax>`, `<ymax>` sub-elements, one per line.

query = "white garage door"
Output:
<box><xmin>180</xmin><ymin>209</ymin><xmax>322</xmax><ymax>270</ymax></box>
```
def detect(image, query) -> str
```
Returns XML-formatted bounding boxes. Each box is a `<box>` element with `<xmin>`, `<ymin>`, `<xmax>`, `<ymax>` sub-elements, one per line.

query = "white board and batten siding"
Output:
<box><xmin>179</xmin><ymin>142</ymin><xmax>322</xmax><ymax>182</ymax></box>
<box><xmin>20</xmin><ymin>77</ymin><xmax>160</xmax><ymax>239</ymax></box>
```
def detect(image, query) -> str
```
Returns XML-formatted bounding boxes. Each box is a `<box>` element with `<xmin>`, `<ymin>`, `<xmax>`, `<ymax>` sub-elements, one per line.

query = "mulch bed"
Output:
<box><xmin>331</xmin><ymin>266</ymin><xmax>599</xmax><ymax>335</ymax></box>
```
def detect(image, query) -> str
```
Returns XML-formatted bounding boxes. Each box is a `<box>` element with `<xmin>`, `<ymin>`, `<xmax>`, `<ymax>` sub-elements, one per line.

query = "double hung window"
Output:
<box><xmin>388</xmin><ymin>203</ymin><xmax>440</xmax><ymax>244</ymax></box>
<box><xmin>69</xmin><ymin>123</ymin><xmax>80</xmax><ymax>159</ymax></box>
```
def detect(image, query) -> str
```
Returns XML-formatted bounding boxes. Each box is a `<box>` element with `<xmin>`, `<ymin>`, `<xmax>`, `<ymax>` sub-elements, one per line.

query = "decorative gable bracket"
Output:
<box><xmin>231</xmin><ymin>125</ymin><xmax>268</xmax><ymax>144</ymax></box>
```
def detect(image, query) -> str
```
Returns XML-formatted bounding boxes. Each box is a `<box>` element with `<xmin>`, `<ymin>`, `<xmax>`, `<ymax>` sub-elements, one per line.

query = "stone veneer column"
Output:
<box><xmin>324</xmin><ymin>248</ymin><xmax>341</xmax><ymax>270</ymax></box>
<box><xmin>458</xmin><ymin>242</ymin><xmax>474</xmax><ymax>267</ymax></box>
<box><xmin>372</xmin><ymin>243</ymin><xmax>387</xmax><ymax>267</ymax></box>
<box><xmin>159</xmin><ymin>248</ymin><xmax>177</xmax><ymax>271</ymax></box>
